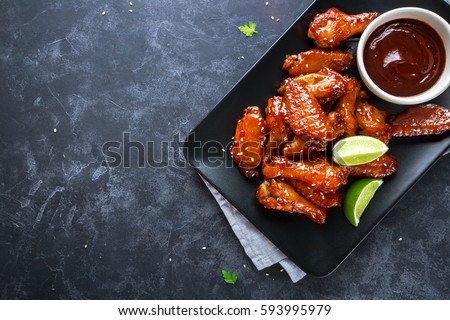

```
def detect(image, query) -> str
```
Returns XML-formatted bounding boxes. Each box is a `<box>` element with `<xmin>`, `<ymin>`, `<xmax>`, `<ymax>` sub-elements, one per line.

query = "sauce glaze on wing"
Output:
<box><xmin>283</xmin><ymin>83</ymin><xmax>337</xmax><ymax>141</ymax></box>
<box><xmin>262</xmin><ymin>157</ymin><xmax>349</xmax><ymax>193</ymax></box>
<box><xmin>308</xmin><ymin>8</ymin><xmax>379</xmax><ymax>48</ymax></box>
<box><xmin>231</xmin><ymin>106</ymin><xmax>267</xmax><ymax>178</ymax></box>
<box><xmin>278</xmin><ymin>68</ymin><xmax>348</xmax><ymax>106</ymax></box>
<box><xmin>348</xmin><ymin>154</ymin><xmax>398</xmax><ymax>178</ymax></box>
<box><xmin>256</xmin><ymin>179</ymin><xmax>327</xmax><ymax>224</ymax></box>
<box><xmin>265</xmin><ymin>96</ymin><xmax>292</xmax><ymax>159</ymax></box>
<box><xmin>356</xmin><ymin>101</ymin><xmax>391</xmax><ymax>144</ymax></box>
<box><xmin>282</xmin><ymin>49</ymin><xmax>354</xmax><ymax>77</ymax></box>
<box><xmin>388</xmin><ymin>104</ymin><xmax>450</xmax><ymax>137</ymax></box>
<box><xmin>287</xmin><ymin>179</ymin><xmax>343</xmax><ymax>208</ymax></box>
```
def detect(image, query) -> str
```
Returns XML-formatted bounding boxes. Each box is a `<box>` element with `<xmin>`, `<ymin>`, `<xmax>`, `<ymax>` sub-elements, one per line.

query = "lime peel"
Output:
<box><xmin>343</xmin><ymin>178</ymin><xmax>383</xmax><ymax>227</ymax></box>
<box><xmin>332</xmin><ymin>136</ymin><xmax>389</xmax><ymax>166</ymax></box>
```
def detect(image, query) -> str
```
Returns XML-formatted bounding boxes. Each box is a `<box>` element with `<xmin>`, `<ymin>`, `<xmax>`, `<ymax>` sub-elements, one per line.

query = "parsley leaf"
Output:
<box><xmin>221</xmin><ymin>269</ymin><xmax>238</xmax><ymax>284</ymax></box>
<box><xmin>238</xmin><ymin>21</ymin><xmax>257</xmax><ymax>37</ymax></box>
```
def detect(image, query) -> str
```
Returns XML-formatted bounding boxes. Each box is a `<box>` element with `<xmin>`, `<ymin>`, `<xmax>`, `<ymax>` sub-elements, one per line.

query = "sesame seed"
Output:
<box><xmin>53</xmin><ymin>128</ymin><xmax>57</xmax><ymax>133</ymax></box>
<box><xmin>169</xmin><ymin>258</ymin><xmax>172</xmax><ymax>262</ymax></box>
<box><xmin>202</xmin><ymin>246</ymin><xmax>206</xmax><ymax>250</ymax></box>
<box><xmin>276</xmin><ymin>18</ymin><xmax>280</xmax><ymax>22</ymax></box>
<box><xmin>280</xmin><ymin>268</ymin><xmax>284</xmax><ymax>272</ymax></box>
<box><xmin>265</xmin><ymin>273</ymin><xmax>269</xmax><ymax>276</ymax></box>
<box><xmin>241</xmin><ymin>56</ymin><xmax>245</xmax><ymax>59</ymax></box>
<box><xmin>101</xmin><ymin>11</ymin><xmax>106</xmax><ymax>16</ymax></box>
<box><xmin>398</xmin><ymin>238</ymin><xmax>403</xmax><ymax>241</ymax></box>
<box><xmin>129</xmin><ymin>1</ymin><xmax>133</xmax><ymax>5</ymax></box>
<box><xmin>243</xmin><ymin>264</ymin><xmax>247</xmax><ymax>268</ymax></box>
<box><xmin>266</xmin><ymin>1</ymin><xmax>269</xmax><ymax>5</ymax></box>
<box><xmin>271</xmin><ymin>16</ymin><xmax>274</xmax><ymax>20</ymax></box>
<box><xmin>84</xmin><ymin>244</ymin><xmax>88</xmax><ymax>249</ymax></box>
<box><xmin>129</xmin><ymin>9</ymin><xmax>133</xmax><ymax>13</ymax></box>
<box><xmin>221</xmin><ymin>148</ymin><xmax>225</xmax><ymax>152</ymax></box>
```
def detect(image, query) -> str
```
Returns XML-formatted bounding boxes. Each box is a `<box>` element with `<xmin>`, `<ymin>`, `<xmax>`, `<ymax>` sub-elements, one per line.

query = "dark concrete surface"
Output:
<box><xmin>0</xmin><ymin>0</ymin><xmax>449</xmax><ymax>299</ymax></box>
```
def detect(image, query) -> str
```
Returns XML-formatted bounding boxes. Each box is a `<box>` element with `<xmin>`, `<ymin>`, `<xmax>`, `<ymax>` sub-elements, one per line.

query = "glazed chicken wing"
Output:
<box><xmin>308</xmin><ymin>8</ymin><xmax>379</xmax><ymax>48</ymax></box>
<box><xmin>282</xmin><ymin>49</ymin><xmax>353</xmax><ymax>77</ymax></box>
<box><xmin>265</xmin><ymin>96</ymin><xmax>292</xmax><ymax>158</ymax></box>
<box><xmin>356</xmin><ymin>101</ymin><xmax>391</xmax><ymax>144</ymax></box>
<box><xmin>231</xmin><ymin>106</ymin><xmax>267</xmax><ymax>178</ymax></box>
<box><xmin>283</xmin><ymin>83</ymin><xmax>337</xmax><ymax>141</ymax></box>
<box><xmin>348</xmin><ymin>154</ymin><xmax>398</xmax><ymax>178</ymax></box>
<box><xmin>332</xmin><ymin>77</ymin><xmax>360</xmax><ymax>138</ymax></box>
<box><xmin>388</xmin><ymin>104</ymin><xmax>450</xmax><ymax>137</ymax></box>
<box><xmin>262</xmin><ymin>157</ymin><xmax>349</xmax><ymax>193</ymax></box>
<box><xmin>282</xmin><ymin>135</ymin><xmax>326</xmax><ymax>159</ymax></box>
<box><xmin>256</xmin><ymin>179</ymin><xmax>327</xmax><ymax>224</ymax></box>
<box><xmin>287</xmin><ymin>179</ymin><xmax>343</xmax><ymax>208</ymax></box>
<box><xmin>278</xmin><ymin>68</ymin><xmax>348</xmax><ymax>106</ymax></box>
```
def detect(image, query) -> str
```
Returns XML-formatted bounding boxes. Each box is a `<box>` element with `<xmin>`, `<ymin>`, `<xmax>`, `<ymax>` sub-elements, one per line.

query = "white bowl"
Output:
<box><xmin>357</xmin><ymin>7</ymin><xmax>450</xmax><ymax>105</ymax></box>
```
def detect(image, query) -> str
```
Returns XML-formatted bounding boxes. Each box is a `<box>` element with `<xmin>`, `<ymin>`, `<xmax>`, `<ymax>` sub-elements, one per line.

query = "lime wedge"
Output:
<box><xmin>332</xmin><ymin>136</ymin><xmax>389</xmax><ymax>166</ymax></box>
<box><xmin>343</xmin><ymin>178</ymin><xmax>383</xmax><ymax>227</ymax></box>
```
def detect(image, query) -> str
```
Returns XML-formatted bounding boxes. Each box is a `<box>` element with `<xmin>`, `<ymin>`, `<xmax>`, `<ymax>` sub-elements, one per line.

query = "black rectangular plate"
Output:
<box><xmin>183</xmin><ymin>0</ymin><xmax>450</xmax><ymax>277</ymax></box>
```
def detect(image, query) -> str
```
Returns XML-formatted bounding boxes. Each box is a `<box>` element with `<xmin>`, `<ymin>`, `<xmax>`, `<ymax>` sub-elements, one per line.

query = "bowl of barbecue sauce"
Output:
<box><xmin>357</xmin><ymin>7</ymin><xmax>450</xmax><ymax>105</ymax></box>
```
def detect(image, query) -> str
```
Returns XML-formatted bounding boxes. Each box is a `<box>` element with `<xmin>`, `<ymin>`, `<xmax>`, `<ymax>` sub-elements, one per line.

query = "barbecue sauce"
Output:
<box><xmin>363</xmin><ymin>19</ymin><xmax>445</xmax><ymax>96</ymax></box>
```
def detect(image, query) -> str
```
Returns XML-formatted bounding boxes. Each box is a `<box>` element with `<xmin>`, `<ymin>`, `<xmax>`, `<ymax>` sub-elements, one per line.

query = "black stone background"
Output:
<box><xmin>0</xmin><ymin>0</ymin><xmax>449</xmax><ymax>299</ymax></box>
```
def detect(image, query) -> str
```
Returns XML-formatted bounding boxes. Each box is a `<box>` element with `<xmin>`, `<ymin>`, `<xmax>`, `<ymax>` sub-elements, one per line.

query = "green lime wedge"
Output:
<box><xmin>343</xmin><ymin>178</ymin><xmax>383</xmax><ymax>227</ymax></box>
<box><xmin>332</xmin><ymin>136</ymin><xmax>389</xmax><ymax>166</ymax></box>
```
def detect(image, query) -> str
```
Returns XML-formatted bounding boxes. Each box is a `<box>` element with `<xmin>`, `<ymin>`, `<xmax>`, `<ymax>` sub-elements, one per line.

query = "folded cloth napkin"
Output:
<box><xmin>200</xmin><ymin>176</ymin><xmax>306</xmax><ymax>283</ymax></box>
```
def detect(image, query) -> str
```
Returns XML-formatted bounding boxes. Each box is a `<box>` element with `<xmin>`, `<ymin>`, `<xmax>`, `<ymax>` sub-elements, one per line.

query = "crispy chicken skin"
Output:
<box><xmin>256</xmin><ymin>179</ymin><xmax>327</xmax><ymax>224</ymax></box>
<box><xmin>265</xmin><ymin>96</ymin><xmax>292</xmax><ymax>158</ymax></box>
<box><xmin>262</xmin><ymin>157</ymin><xmax>349</xmax><ymax>193</ymax></box>
<box><xmin>388</xmin><ymin>104</ymin><xmax>450</xmax><ymax>137</ymax></box>
<box><xmin>283</xmin><ymin>83</ymin><xmax>337</xmax><ymax>141</ymax></box>
<box><xmin>308</xmin><ymin>8</ymin><xmax>380</xmax><ymax>48</ymax></box>
<box><xmin>231</xmin><ymin>106</ymin><xmax>267</xmax><ymax>178</ymax></box>
<box><xmin>348</xmin><ymin>154</ymin><xmax>398</xmax><ymax>178</ymax></box>
<box><xmin>356</xmin><ymin>101</ymin><xmax>391</xmax><ymax>144</ymax></box>
<box><xmin>332</xmin><ymin>77</ymin><xmax>360</xmax><ymax>138</ymax></box>
<box><xmin>278</xmin><ymin>68</ymin><xmax>348</xmax><ymax>106</ymax></box>
<box><xmin>287</xmin><ymin>179</ymin><xmax>343</xmax><ymax>208</ymax></box>
<box><xmin>282</xmin><ymin>49</ymin><xmax>353</xmax><ymax>77</ymax></box>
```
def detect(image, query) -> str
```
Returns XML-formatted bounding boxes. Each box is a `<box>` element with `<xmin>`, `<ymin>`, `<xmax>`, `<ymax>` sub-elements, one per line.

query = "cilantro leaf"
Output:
<box><xmin>221</xmin><ymin>269</ymin><xmax>238</xmax><ymax>284</ymax></box>
<box><xmin>238</xmin><ymin>21</ymin><xmax>257</xmax><ymax>37</ymax></box>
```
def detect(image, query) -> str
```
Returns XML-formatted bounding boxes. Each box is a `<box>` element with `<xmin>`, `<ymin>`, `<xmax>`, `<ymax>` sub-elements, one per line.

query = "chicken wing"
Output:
<box><xmin>356</xmin><ymin>101</ymin><xmax>391</xmax><ymax>144</ymax></box>
<box><xmin>283</xmin><ymin>83</ymin><xmax>337</xmax><ymax>141</ymax></box>
<box><xmin>231</xmin><ymin>106</ymin><xmax>267</xmax><ymax>178</ymax></box>
<box><xmin>262</xmin><ymin>156</ymin><xmax>349</xmax><ymax>193</ymax></box>
<box><xmin>388</xmin><ymin>104</ymin><xmax>450</xmax><ymax>137</ymax></box>
<box><xmin>256</xmin><ymin>179</ymin><xmax>327</xmax><ymax>224</ymax></box>
<box><xmin>282</xmin><ymin>135</ymin><xmax>326</xmax><ymax>159</ymax></box>
<box><xmin>278</xmin><ymin>68</ymin><xmax>348</xmax><ymax>106</ymax></box>
<box><xmin>348</xmin><ymin>154</ymin><xmax>398</xmax><ymax>178</ymax></box>
<box><xmin>282</xmin><ymin>49</ymin><xmax>354</xmax><ymax>77</ymax></box>
<box><xmin>265</xmin><ymin>96</ymin><xmax>292</xmax><ymax>159</ymax></box>
<box><xmin>308</xmin><ymin>8</ymin><xmax>379</xmax><ymax>48</ymax></box>
<box><xmin>332</xmin><ymin>77</ymin><xmax>360</xmax><ymax>138</ymax></box>
<box><xmin>287</xmin><ymin>179</ymin><xmax>343</xmax><ymax>208</ymax></box>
